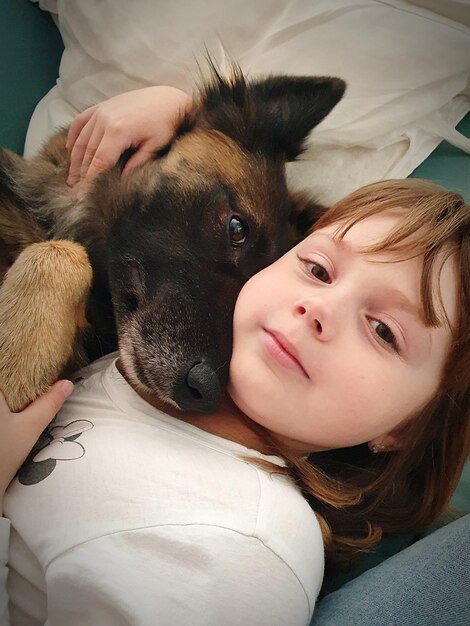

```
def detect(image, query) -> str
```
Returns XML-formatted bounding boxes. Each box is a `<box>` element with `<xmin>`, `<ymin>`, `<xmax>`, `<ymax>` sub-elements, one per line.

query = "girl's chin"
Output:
<box><xmin>227</xmin><ymin>385</ymin><xmax>251</xmax><ymax>415</ymax></box>
<box><xmin>225</xmin><ymin>381</ymin><xmax>237</xmax><ymax>405</ymax></box>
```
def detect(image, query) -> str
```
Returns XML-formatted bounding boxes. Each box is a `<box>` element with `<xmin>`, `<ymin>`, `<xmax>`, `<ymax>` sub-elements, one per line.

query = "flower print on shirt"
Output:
<box><xmin>17</xmin><ymin>419</ymin><xmax>94</xmax><ymax>486</ymax></box>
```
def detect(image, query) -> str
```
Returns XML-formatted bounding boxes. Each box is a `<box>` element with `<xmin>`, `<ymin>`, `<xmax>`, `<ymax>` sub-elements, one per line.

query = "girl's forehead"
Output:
<box><xmin>297</xmin><ymin>214</ymin><xmax>416</xmax><ymax>269</ymax></box>
<box><xmin>310</xmin><ymin>212</ymin><xmax>404</xmax><ymax>248</ymax></box>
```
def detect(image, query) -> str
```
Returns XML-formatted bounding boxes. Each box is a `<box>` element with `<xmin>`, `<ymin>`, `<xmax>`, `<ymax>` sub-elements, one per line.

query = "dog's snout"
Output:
<box><xmin>173</xmin><ymin>360</ymin><xmax>222</xmax><ymax>414</ymax></box>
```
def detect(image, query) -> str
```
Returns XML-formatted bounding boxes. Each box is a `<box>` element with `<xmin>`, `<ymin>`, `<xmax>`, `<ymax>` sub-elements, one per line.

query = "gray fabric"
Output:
<box><xmin>312</xmin><ymin>514</ymin><xmax>470</xmax><ymax>626</ymax></box>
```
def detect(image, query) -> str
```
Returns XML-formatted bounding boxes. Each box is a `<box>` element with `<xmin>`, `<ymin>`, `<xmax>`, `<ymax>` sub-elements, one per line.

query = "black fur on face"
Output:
<box><xmin>104</xmin><ymin>158</ymin><xmax>295</xmax><ymax>412</ymax></box>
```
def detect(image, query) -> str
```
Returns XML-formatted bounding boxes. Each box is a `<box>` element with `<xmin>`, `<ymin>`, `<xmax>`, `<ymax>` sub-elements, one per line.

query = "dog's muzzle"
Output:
<box><xmin>173</xmin><ymin>360</ymin><xmax>222</xmax><ymax>414</ymax></box>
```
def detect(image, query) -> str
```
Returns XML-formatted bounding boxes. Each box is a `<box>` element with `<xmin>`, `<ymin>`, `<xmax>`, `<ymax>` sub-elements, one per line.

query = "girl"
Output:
<box><xmin>1</xmin><ymin>89</ymin><xmax>469</xmax><ymax>626</ymax></box>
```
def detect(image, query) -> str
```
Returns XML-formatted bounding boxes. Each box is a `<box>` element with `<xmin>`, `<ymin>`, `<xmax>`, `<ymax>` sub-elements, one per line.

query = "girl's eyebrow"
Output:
<box><xmin>308</xmin><ymin>231</ymin><xmax>354</xmax><ymax>255</ymax></box>
<box><xmin>377</xmin><ymin>286</ymin><xmax>426</xmax><ymax>326</ymax></box>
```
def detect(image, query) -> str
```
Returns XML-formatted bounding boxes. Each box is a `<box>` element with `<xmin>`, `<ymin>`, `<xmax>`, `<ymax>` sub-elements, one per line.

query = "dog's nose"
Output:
<box><xmin>173</xmin><ymin>360</ymin><xmax>222</xmax><ymax>413</ymax></box>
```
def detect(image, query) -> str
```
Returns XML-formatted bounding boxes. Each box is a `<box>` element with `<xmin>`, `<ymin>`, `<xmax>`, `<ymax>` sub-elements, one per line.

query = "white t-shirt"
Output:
<box><xmin>2</xmin><ymin>353</ymin><xmax>324</xmax><ymax>626</ymax></box>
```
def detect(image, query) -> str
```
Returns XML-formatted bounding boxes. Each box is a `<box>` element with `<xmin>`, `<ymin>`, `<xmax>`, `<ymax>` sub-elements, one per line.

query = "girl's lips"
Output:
<box><xmin>262</xmin><ymin>329</ymin><xmax>309</xmax><ymax>378</ymax></box>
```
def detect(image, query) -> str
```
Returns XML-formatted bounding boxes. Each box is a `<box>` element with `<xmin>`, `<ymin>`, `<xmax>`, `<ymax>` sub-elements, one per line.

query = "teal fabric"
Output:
<box><xmin>452</xmin><ymin>462</ymin><xmax>470</xmax><ymax>515</ymax></box>
<box><xmin>0</xmin><ymin>0</ymin><xmax>469</xmax><ymax>597</ymax></box>
<box><xmin>410</xmin><ymin>114</ymin><xmax>470</xmax><ymax>203</ymax></box>
<box><xmin>0</xmin><ymin>0</ymin><xmax>63</xmax><ymax>154</ymax></box>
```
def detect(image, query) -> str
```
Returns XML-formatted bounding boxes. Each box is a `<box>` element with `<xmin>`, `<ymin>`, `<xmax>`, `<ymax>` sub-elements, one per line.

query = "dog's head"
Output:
<box><xmin>92</xmin><ymin>67</ymin><xmax>345</xmax><ymax>412</ymax></box>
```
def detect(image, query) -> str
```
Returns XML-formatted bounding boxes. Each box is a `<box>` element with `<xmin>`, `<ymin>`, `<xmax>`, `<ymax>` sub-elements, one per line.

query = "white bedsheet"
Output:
<box><xmin>27</xmin><ymin>0</ymin><xmax>470</xmax><ymax>204</ymax></box>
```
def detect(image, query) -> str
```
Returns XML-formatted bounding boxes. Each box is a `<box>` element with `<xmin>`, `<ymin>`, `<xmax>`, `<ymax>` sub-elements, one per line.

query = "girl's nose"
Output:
<box><xmin>294</xmin><ymin>298</ymin><xmax>333</xmax><ymax>341</ymax></box>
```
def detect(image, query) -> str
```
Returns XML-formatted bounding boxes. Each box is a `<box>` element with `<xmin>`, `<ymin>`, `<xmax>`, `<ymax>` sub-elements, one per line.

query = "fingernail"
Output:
<box><xmin>59</xmin><ymin>380</ymin><xmax>74</xmax><ymax>398</ymax></box>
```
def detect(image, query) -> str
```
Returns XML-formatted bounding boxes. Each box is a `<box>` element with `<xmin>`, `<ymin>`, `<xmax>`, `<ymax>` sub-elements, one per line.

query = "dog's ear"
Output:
<box><xmin>288</xmin><ymin>190</ymin><xmax>326</xmax><ymax>244</ymax></box>
<box><xmin>249</xmin><ymin>74</ymin><xmax>345</xmax><ymax>160</ymax></box>
<box><xmin>197</xmin><ymin>66</ymin><xmax>345</xmax><ymax>161</ymax></box>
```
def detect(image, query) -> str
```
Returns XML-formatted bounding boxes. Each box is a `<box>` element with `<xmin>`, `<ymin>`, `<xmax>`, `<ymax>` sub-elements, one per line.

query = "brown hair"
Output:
<box><xmin>252</xmin><ymin>179</ymin><xmax>470</xmax><ymax>572</ymax></box>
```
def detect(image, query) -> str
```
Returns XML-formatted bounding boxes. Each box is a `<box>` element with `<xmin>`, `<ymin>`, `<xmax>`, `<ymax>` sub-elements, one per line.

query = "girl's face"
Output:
<box><xmin>228</xmin><ymin>212</ymin><xmax>457</xmax><ymax>453</ymax></box>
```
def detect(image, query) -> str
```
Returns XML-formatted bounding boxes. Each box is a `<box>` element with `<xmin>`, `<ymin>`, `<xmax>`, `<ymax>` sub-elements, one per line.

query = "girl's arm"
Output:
<box><xmin>0</xmin><ymin>382</ymin><xmax>73</xmax><ymax>624</ymax></box>
<box><xmin>66</xmin><ymin>86</ymin><xmax>192</xmax><ymax>198</ymax></box>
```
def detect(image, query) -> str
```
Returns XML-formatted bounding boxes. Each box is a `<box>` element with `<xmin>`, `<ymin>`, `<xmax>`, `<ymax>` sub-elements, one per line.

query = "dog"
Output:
<box><xmin>0</xmin><ymin>66</ymin><xmax>345</xmax><ymax>413</ymax></box>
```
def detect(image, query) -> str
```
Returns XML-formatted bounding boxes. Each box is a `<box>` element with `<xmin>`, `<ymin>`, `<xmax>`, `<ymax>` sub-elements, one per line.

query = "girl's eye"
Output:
<box><xmin>370</xmin><ymin>319</ymin><xmax>399</xmax><ymax>352</ymax></box>
<box><xmin>307</xmin><ymin>262</ymin><xmax>331</xmax><ymax>283</ymax></box>
<box><xmin>228</xmin><ymin>216</ymin><xmax>247</xmax><ymax>247</ymax></box>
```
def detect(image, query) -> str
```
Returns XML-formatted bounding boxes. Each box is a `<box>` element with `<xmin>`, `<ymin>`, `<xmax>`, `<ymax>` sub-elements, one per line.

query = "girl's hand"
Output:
<box><xmin>0</xmin><ymin>380</ymin><xmax>73</xmax><ymax>512</ymax></box>
<box><xmin>66</xmin><ymin>86</ymin><xmax>192</xmax><ymax>198</ymax></box>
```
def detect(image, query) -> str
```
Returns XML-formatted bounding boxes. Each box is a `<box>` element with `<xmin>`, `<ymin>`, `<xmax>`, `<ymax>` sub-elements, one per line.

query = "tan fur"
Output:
<box><xmin>163</xmin><ymin>129</ymin><xmax>278</xmax><ymax>228</ymax></box>
<box><xmin>0</xmin><ymin>241</ymin><xmax>92</xmax><ymax>411</ymax></box>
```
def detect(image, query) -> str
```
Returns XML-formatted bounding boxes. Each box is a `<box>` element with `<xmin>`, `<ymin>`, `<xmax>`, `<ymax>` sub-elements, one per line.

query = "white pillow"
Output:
<box><xmin>27</xmin><ymin>0</ymin><xmax>470</xmax><ymax>204</ymax></box>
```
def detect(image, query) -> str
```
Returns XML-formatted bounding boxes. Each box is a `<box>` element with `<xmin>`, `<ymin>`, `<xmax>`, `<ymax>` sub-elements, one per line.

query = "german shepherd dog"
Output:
<box><xmin>0</xmin><ymin>67</ymin><xmax>345</xmax><ymax>413</ymax></box>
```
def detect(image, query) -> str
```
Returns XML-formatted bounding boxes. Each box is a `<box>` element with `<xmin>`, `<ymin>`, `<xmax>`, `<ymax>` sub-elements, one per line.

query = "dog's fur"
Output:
<box><xmin>0</xmin><ymin>67</ymin><xmax>345</xmax><ymax>412</ymax></box>
<box><xmin>0</xmin><ymin>241</ymin><xmax>92</xmax><ymax>411</ymax></box>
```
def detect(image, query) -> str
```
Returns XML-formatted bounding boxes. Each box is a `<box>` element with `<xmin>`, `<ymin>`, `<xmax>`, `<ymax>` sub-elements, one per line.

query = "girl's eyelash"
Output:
<box><xmin>299</xmin><ymin>257</ymin><xmax>332</xmax><ymax>283</ymax></box>
<box><xmin>368</xmin><ymin>318</ymin><xmax>400</xmax><ymax>354</ymax></box>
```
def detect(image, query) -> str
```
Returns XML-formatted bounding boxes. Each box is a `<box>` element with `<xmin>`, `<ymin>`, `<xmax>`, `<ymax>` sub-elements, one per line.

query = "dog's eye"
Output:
<box><xmin>120</xmin><ymin>260</ymin><xmax>144</xmax><ymax>312</ymax></box>
<box><xmin>228</xmin><ymin>216</ymin><xmax>247</xmax><ymax>247</ymax></box>
<box><xmin>121</xmin><ymin>291</ymin><xmax>139</xmax><ymax>314</ymax></box>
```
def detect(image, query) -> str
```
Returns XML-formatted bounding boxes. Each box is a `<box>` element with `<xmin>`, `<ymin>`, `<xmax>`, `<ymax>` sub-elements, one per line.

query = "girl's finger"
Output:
<box><xmin>19</xmin><ymin>380</ymin><xmax>74</xmax><ymax>438</ymax></box>
<box><xmin>80</xmin><ymin>128</ymin><xmax>128</xmax><ymax>189</ymax></box>
<box><xmin>67</xmin><ymin>117</ymin><xmax>99</xmax><ymax>186</ymax></box>
<box><xmin>66</xmin><ymin>105</ymin><xmax>98</xmax><ymax>150</ymax></box>
<box><xmin>122</xmin><ymin>140</ymin><xmax>157</xmax><ymax>176</ymax></box>
<box><xmin>78</xmin><ymin>122</ymin><xmax>110</xmax><ymax>182</ymax></box>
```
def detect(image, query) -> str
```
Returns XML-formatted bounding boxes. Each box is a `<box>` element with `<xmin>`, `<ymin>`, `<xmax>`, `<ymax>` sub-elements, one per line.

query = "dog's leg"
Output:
<box><xmin>0</xmin><ymin>241</ymin><xmax>92</xmax><ymax>412</ymax></box>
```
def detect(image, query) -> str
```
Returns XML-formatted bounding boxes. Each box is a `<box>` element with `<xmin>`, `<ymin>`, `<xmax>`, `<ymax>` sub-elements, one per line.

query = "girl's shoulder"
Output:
<box><xmin>252</xmin><ymin>467</ymin><xmax>325</xmax><ymax>595</ymax></box>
